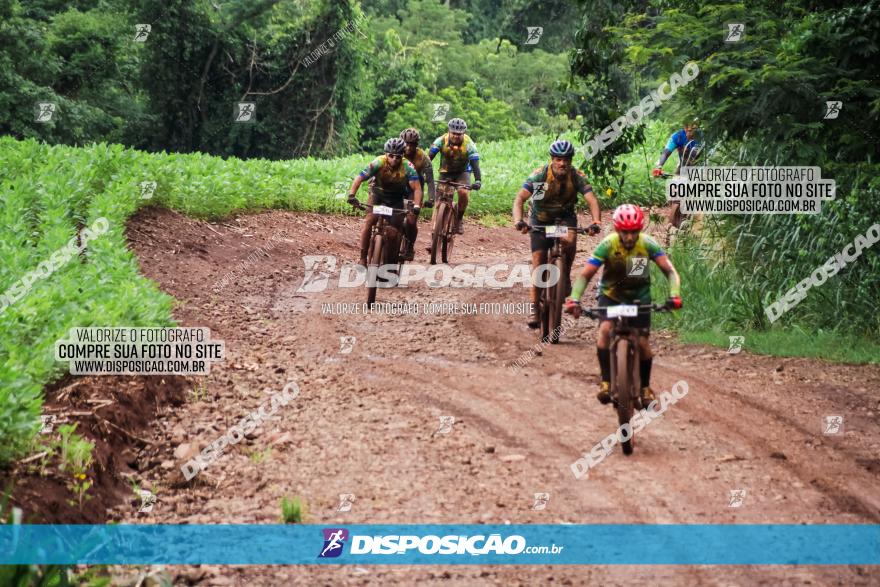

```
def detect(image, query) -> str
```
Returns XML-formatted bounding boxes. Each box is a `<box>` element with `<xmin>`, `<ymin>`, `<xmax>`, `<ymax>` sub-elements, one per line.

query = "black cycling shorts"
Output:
<box><xmin>529</xmin><ymin>212</ymin><xmax>578</xmax><ymax>253</ymax></box>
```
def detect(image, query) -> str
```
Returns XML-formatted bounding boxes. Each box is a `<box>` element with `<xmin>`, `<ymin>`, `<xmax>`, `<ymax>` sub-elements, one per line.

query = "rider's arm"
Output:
<box><xmin>656</xmin><ymin>148</ymin><xmax>673</xmax><ymax>168</ymax></box>
<box><xmin>571</xmin><ymin>239</ymin><xmax>610</xmax><ymax>300</ymax></box>
<box><xmin>428</xmin><ymin>137</ymin><xmax>442</xmax><ymax>161</ymax></box>
<box><xmin>348</xmin><ymin>175</ymin><xmax>366</xmax><ymax>197</ymax></box>
<box><xmin>470</xmin><ymin>158</ymin><xmax>482</xmax><ymax>183</ymax></box>
<box><xmin>422</xmin><ymin>160</ymin><xmax>435</xmax><ymax>199</ymax></box>
<box><xmin>656</xmin><ymin>132</ymin><xmax>683</xmax><ymax>168</ymax></box>
<box><xmin>570</xmin><ymin>262</ymin><xmax>600</xmax><ymax>301</ymax></box>
<box><xmin>576</xmin><ymin>172</ymin><xmax>600</xmax><ymax>224</ymax></box>
<box><xmin>409</xmin><ymin>179</ymin><xmax>423</xmax><ymax>207</ymax></box>
<box><xmin>513</xmin><ymin>188</ymin><xmax>531</xmax><ymax>224</ymax></box>
<box><xmin>654</xmin><ymin>254</ymin><xmax>681</xmax><ymax>297</ymax></box>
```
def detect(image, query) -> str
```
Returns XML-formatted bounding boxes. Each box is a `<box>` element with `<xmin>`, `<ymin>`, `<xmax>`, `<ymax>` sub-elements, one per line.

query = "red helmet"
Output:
<box><xmin>612</xmin><ymin>204</ymin><xmax>645</xmax><ymax>231</ymax></box>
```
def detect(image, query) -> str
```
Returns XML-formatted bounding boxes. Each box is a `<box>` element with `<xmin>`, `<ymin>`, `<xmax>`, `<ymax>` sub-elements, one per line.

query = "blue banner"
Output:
<box><xmin>1</xmin><ymin>524</ymin><xmax>877</xmax><ymax>565</ymax></box>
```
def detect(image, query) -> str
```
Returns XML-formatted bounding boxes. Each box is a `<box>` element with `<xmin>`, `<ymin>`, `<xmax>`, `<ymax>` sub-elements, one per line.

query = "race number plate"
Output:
<box><xmin>606</xmin><ymin>304</ymin><xmax>638</xmax><ymax>318</ymax></box>
<box><xmin>545</xmin><ymin>225</ymin><xmax>568</xmax><ymax>237</ymax></box>
<box><xmin>373</xmin><ymin>205</ymin><xmax>393</xmax><ymax>216</ymax></box>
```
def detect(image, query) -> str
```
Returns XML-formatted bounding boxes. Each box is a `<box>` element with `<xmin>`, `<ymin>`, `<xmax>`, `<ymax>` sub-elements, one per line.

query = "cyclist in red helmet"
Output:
<box><xmin>564</xmin><ymin>204</ymin><xmax>682</xmax><ymax>407</ymax></box>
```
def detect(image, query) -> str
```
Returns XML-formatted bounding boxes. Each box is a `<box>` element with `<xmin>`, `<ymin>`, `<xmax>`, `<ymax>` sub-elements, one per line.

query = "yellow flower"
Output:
<box><xmin>606</xmin><ymin>188</ymin><xmax>614</xmax><ymax>197</ymax></box>
<box><xmin>76</xmin><ymin>473</ymin><xmax>86</xmax><ymax>480</ymax></box>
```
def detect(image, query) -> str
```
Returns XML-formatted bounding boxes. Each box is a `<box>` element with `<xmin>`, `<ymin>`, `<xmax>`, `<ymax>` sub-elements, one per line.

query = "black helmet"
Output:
<box><xmin>384</xmin><ymin>137</ymin><xmax>406</xmax><ymax>155</ymax></box>
<box><xmin>447</xmin><ymin>118</ymin><xmax>467</xmax><ymax>133</ymax></box>
<box><xmin>400</xmin><ymin>128</ymin><xmax>420</xmax><ymax>143</ymax></box>
<box><xmin>549</xmin><ymin>139</ymin><xmax>575</xmax><ymax>158</ymax></box>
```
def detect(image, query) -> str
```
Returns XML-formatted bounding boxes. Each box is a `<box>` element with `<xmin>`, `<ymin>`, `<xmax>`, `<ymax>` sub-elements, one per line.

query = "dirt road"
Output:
<box><xmin>115</xmin><ymin>207</ymin><xmax>880</xmax><ymax>586</ymax></box>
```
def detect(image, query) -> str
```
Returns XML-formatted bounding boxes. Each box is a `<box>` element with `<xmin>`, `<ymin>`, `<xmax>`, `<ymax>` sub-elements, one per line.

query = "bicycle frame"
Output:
<box><xmin>529</xmin><ymin>224</ymin><xmax>591</xmax><ymax>344</ymax></box>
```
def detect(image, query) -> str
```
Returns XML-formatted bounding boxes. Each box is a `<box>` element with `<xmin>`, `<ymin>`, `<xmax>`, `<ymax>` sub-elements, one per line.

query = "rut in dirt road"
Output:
<box><xmin>113</xmin><ymin>206</ymin><xmax>880</xmax><ymax>586</ymax></box>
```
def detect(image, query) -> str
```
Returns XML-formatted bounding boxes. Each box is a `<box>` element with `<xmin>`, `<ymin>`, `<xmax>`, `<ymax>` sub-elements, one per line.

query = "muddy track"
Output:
<box><xmin>112</xmin><ymin>206</ymin><xmax>879</xmax><ymax>586</ymax></box>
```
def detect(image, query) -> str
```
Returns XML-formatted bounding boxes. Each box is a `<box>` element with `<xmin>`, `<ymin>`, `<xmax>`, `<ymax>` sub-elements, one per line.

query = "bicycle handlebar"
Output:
<box><xmin>436</xmin><ymin>180</ymin><xmax>474</xmax><ymax>189</ymax></box>
<box><xmin>351</xmin><ymin>202</ymin><xmax>413</xmax><ymax>213</ymax></box>
<box><xmin>528</xmin><ymin>224</ymin><xmax>594</xmax><ymax>235</ymax></box>
<box><xmin>577</xmin><ymin>302</ymin><xmax>672</xmax><ymax>320</ymax></box>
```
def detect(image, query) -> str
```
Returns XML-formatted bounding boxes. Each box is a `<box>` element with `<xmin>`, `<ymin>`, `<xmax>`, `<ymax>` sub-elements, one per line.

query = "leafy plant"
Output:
<box><xmin>280</xmin><ymin>496</ymin><xmax>306</xmax><ymax>523</ymax></box>
<box><xmin>54</xmin><ymin>424</ymin><xmax>94</xmax><ymax>508</ymax></box>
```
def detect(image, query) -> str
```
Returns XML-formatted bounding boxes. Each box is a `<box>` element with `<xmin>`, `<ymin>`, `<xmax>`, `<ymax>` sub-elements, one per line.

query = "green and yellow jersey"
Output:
<box><xmin>429</xmin><ymin>133</ymin><xmax>479</xmax><ymax>175</ymax></box>
<box><xmin>523</xmin><ymin>164</ymin><xmax>594</xmax><ymax>223</ymax></box>
<box><xmin>587</xmin><ymin>233</ymin><xmax>666</xmax><ymax>303</ymax></box>
<box><xmin>404</xmin><ymin>147</ymin><xmax>431</xmax><ymax>184</ymax></box>
<box><xmin>358</xmin><ymin>155</ymin><xmax>419</xmax><ymax>205</ymax></box>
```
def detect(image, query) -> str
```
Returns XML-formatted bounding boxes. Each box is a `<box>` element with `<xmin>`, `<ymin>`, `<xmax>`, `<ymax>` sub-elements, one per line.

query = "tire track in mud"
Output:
<box><xmin>117</xmin><ymin>207</ymin><xmax>879</xmax><ymax>586</ymax></box>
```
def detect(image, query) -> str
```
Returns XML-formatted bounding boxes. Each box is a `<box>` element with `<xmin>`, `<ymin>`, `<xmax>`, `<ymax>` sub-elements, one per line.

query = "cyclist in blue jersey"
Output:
<box><xmin>652</xmin><ymin>118</ymin><xmax>702</xmax><ymax>177</ymax></box>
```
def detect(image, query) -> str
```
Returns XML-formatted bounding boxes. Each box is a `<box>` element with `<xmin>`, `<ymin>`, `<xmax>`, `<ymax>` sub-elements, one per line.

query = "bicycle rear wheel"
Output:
<box><xmin>366</xmin><ymin>234</ymin><xmax>383</xmax><ymax>306</ymax></box>
<box><xmin>613</xmin><ymin>339</ymin><xmax>635</xmax><ymax>455</ymax></box>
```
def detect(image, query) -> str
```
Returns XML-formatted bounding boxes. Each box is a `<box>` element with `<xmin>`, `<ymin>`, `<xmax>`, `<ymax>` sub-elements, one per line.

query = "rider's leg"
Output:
<box><xmin>637</xmin><ymin>331</ymin><xmax>656</xmax><ymax>405</ymax></box>
<box><xmin>359</xmin><ymin>213</ymin><xmax>377</xmax><ymax>266</ymax></box>
<box><xmin>403</xmin><ymin>210</ymin><xmax>417</xmax><ymax>261</ymax></box>
<box><xmin>528</xmin><ymin>248</ymin><xmax>548</xmax><ymax>328</ymax></box>
<box><xmin>596</xmin><ymin>320</ymin><xmax>613</xmax><ymax>404</ymax></box>
<box><xmin>454</xmin><ymin>187</ymin><xmax>469</xmax><ymax>234</ymax></box>
<box><xmin>453</xmin><ymin>172</ymin><xmax>470</xmax><ymax>234</ymax></box>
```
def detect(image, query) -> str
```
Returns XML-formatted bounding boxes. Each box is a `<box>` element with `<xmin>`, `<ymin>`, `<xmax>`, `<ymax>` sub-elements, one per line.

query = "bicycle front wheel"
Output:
<box><xmin>366</xmin><ymin>234</ymin><xmax>383</xmax><ymax>306</ymax></box>
<box><xmin>548</xmin><ymin>256</ymin><xmax>566</xmax><ymax>343</ymax></box>
<box><xmin>613</xmin><ymin>338</ymin><xmax>635</xmax><ymax>455</ymax></box>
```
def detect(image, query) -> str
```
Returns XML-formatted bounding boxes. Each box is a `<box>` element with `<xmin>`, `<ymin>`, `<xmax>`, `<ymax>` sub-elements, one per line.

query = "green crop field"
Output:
<box><xmin>1</xmin><ymin>128</ymin><xmax>672</xmax><ymax>465</ymax></box>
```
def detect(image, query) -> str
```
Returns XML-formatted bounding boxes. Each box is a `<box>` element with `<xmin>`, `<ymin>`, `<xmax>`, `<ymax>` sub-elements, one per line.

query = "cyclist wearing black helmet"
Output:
<box><xmin>428</xmin><ymin>118</ymin><xmax>481</xmax><ymax>235</ymax></box>
<box><xmin>513</xmin><ymin>139</ymin><xmax>601</xmax><ymax>329</ymax></box>
<box><xmin>399</xmin><ymin>128</ymin><xmax>435</xmax><ymax>260</ymax></box>
<box><xmin>348</xmin><ymin>138</ymin><xmax>423</xmax><ymax>266</ymax></box>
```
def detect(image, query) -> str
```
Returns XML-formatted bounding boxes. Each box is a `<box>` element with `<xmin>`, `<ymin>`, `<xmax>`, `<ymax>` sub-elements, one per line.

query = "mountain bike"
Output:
<box><xmin>577</xmin><ymin>301</ymin><xmax>672</xmax><ymax>455</ymax></box>
<box><xmin>428</xmin><ymin>180</ymin><xmax>473</xmax><ymax>265</ymax></box>
<box><xmin>529</xmin><ymin>224</ymin><xmax>594</xmax><ymax>344</ymax></box>
<box><xmin>655</xmin><ymin>140</ymin><xmax>703</xmax><ymax>229</ymax></box>
<box><xmin>352</xmin><ymin>201</ymin><xmax>413</xmax><ymax>305</ymax></box>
